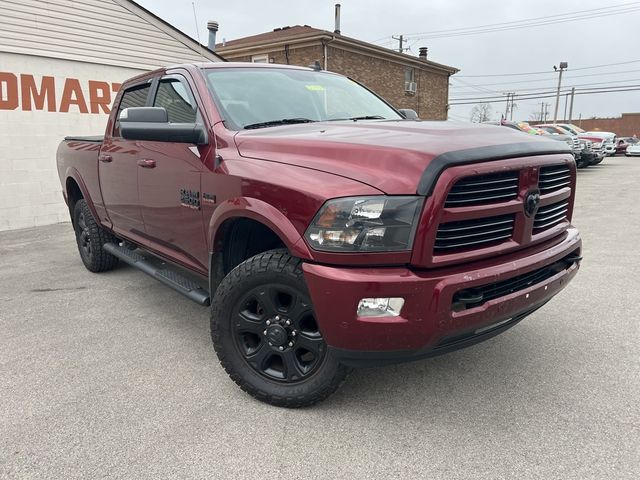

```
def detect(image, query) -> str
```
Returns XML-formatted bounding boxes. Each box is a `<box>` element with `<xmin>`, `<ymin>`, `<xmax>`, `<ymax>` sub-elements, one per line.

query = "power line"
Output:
<box><xmin>452</xmin><ymin>83</ymin><xmax>640</xmax><ymax>102</ymax></box>
<box><xmin>402</xmin><ymin>2</ymin><xmax>640</xmax><ymax>37</ymax></box>
<box><xmin>450</xmin><ymin>68</ymin><xmax>640</xmax><ymax>89</ymax></box>
<box><xmin>450</xmin><ymin>78</ymin><xmax>497</xmax><ymax>94</ymax></box>
<box><xmin>372</xmin><ymin>3</ymin><xmax>640</xmax><ymax>46</ymax></box>
<box><xmin>406</xmin><ymin>7</ymin><xmax>640</xmax><ymax>41</ymax></box>
<box><xmin>451</xmin><ymin>78</ymin><xmax>640</xmax><ymax>97</ymax></box>
<box><xmin>457</xmin><ymin>59</ymin><xmax>640</xmax><ymax>78</ymax></box>
<box><xmin>449</xmin><ymin>86</ymin><xmax>640</xmax><ymax>105</ymax></box>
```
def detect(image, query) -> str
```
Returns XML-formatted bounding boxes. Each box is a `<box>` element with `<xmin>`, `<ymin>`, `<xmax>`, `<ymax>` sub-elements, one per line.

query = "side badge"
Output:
<box><xmin>202</xmin><ymin>193</ymin><xmax>216</xmax><ymax>205</ymax></box>
<box><xmin>180</xmin><ymin>189</ymin><xmax>201</xmax><ymax>210</ymax></box>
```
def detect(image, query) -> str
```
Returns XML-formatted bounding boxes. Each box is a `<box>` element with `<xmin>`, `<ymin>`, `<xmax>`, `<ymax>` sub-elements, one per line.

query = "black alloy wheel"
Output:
<box><xmin>232</xmin><ymin>284</ymin><xmax>326</xmax><ymax>383</ymax></box>
<box><xmin>72</xmin><ymin>199</ymin><xmax>119</xmax><ymax>272</ymax></box>
<box><xmin>210</xmin><ymin>250</ymin><xmax>350</xmax><ymax>408</ymax></box>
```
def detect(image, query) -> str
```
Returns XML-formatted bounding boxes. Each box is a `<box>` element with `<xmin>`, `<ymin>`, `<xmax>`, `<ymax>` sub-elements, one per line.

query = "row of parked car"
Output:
<box><xmin>485</xmin><ymin>120</ymin><xmax>639</xmax><ymax>168</ymax></box>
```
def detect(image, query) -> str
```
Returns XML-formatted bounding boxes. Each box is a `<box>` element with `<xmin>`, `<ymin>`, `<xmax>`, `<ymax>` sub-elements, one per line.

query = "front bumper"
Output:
<box><xmin>578</xmin><ymin>151</ymin><xmax>597</xmax><ymax>166</ymax></box>
<box><xmin>303</xmin><ymin>228</ymin><xmax>581</xmax><ymax>366</ymax></box>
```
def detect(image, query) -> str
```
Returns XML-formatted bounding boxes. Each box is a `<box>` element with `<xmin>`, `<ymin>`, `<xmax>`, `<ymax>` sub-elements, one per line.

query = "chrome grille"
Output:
<box><xmin>435</xmin><ymin>214</ymin><xmax>515</xmax><ymax>251</ymax></box>
<box><xmin>538</xmin><ymin>165</ymin><xmax>571</xmax><ymax>193</ymax></box>
<box><xmin>534</xmin><ymin>200</ymin><xmax>569</xmax><ymax>231</ymax></box>
<box><xmin>572</xmin><ymin>137</ymin><xmax>581</xmax><ymax>150</ymax></box>
<box><xmin>445</xmin><ymin>171</ymin><xmax>519</xmax><ymax>207</ymax></box>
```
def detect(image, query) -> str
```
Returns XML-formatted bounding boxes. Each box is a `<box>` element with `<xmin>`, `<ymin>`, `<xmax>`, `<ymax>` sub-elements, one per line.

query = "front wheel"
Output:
<box><xmin>73</xmin><ymin>199</ymin><xmax>119</xmax><ymax>272</ymax></box>
<box><xmin>211</xmin><ymin>250</ymin><xmax>350</xmax><ymax>407</ymax></box>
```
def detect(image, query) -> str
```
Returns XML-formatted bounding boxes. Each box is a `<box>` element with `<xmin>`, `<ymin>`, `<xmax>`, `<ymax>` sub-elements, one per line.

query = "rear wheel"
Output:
<box><xmin>73</xmin><ymin>199</ymin><xmax>119</xmax><ymax>272</ymax></box>
<box><xmin>211</xmin><ymin>250</ymin><xmax>350</xmax><ymax>407</ymax></box>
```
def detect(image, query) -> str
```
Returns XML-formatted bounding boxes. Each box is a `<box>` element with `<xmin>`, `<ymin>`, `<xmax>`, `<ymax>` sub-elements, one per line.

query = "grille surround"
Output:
<box><xmin>432</xmin><ymin>162</ymin><xmax>574</xmax><ymax>257</ymax></box>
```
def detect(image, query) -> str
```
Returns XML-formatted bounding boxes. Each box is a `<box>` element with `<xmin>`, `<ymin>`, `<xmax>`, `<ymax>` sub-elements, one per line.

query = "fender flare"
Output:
<box><xmin>207</xmin><ymin>197</ymin><xmax>313</xmax><ymax>260</ymax></box>
<box><xmin>64</xmin><ymin>167</ymin><xmax>101</xmax><ymax>223</ymax></box>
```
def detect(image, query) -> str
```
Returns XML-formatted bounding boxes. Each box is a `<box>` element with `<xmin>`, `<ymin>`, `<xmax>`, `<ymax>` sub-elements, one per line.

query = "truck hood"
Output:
<box><xmin>234</xmin><ymin>120</ymin><xmax>567</xmax><ymax>194</ymax></box>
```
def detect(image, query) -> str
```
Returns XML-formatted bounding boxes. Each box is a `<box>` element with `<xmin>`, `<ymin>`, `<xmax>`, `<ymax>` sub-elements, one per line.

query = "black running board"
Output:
<box><xmin>104</xmin><ymin>243</ymin><xmax>210</xmax><ymax>306</ymax></box>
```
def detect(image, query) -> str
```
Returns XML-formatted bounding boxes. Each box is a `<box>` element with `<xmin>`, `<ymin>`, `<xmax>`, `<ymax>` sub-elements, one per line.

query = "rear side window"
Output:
<box><xmin>113</xmin><ymin>83</ymin><xmax>151</xmax><ymax>137</ymax></box>
<box><xmin>154</xmin><ymin>78</ymin><xmax>197</xmax><ymax>123</ymax></box>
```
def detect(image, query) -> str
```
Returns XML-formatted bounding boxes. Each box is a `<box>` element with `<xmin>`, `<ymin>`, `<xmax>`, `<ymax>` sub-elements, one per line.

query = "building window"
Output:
<box><xmin>251</xmin><ymin>54</ymin><xmax>269</xmax><ymax>63</ymax></box>
<box><xmin>404</xmin><ymin>68</ymin><xmax>416</xmax><ymax>94</ymax></box>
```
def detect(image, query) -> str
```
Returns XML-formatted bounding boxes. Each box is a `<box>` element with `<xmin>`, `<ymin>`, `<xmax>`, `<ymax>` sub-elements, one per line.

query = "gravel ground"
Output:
<box><xmin>1</xmin><ymin>156</ymin><xmax>638</xmax><ymax>479</ymax></box>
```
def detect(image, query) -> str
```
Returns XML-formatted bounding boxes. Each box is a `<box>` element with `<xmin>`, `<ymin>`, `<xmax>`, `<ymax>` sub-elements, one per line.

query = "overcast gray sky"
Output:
<box><xmin>137</xmin><ymin>0</ymin><xmax>640</xmax><ymax>123</ymax></box>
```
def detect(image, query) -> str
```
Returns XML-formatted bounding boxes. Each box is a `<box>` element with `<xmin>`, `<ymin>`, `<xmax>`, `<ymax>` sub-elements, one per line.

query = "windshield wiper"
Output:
<box><xmin>327</xmin><ymin>115</ymin><xmax>387</xmax><ymax>122</ymax></box>
<box><xmin>243</xmin><ymin>118</ymin><xmax>316</xmax><ymax>129</ymax></box>
<box><xmin>349</xmin><ymin>115</ymin><xmax>386</xmax><ymax>121</ymax></box>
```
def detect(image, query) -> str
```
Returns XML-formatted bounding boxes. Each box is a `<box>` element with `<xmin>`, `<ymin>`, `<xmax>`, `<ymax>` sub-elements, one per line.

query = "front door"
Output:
<box><xmin>99</xmin><ymin>81</ymin><xmax>152</xmax><ymax>237</ymax></box>
<box><xmin>137</xmin><ymin>74</ymin><xmax>209</xmax><ymax>272</ymax></box>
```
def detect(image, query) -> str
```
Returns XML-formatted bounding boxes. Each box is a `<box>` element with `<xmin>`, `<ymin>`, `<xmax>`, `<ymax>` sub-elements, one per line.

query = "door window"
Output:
<box><xmin>154</xmin><ymin>78</ymin><xmax>197</xmax><ymax>123</ymax></box>
<box><xmin>113</xmin><ymin>83</ymin><xmax>151</xmax><ymax>136</ymax></box>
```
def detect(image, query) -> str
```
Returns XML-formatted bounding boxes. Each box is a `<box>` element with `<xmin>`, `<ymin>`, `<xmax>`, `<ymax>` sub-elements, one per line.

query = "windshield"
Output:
<box><xmin>204</xmin><ymin>67</ymin><xmax>402</xmax><ymax>129</ymax></box>
<box><xmin>569</xmin><ymin>123</ymin><xmax>585</xmax><ymax>133</ymax></box>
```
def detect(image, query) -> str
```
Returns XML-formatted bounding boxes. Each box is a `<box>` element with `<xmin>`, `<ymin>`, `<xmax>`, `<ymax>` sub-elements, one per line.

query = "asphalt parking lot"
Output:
<box><xmin>1</xmin><ymin>157</ymin><xmax>639</xmax><ymax>479</ymax></box>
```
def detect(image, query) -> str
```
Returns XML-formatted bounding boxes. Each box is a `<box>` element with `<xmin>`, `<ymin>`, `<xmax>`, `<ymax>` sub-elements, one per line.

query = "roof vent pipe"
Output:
<box><xmin>334</xmin><ymin>4</ymin><xmax>341</xmax><ymax>34</ymax></box>
<box><xmin>207</xmin><ymin>21</ymin><xmax>219</xmax><ymax>50</ymax></box>
<box><xmin>419</xmin><ymin>47</ymin><xmax>428</xmax><ymax>60</ymax></box>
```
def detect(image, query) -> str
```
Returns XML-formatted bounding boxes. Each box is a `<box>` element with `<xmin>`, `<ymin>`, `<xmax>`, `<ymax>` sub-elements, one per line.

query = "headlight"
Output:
<box><xmin>565</xmin><ymin>139</ymin><xmax>573</xmax><ymax>147</ymax></box>
<box><xmin>305</xmin><ymin>196</ymin><xmax>423</xmax><ymax>252</ymax></box>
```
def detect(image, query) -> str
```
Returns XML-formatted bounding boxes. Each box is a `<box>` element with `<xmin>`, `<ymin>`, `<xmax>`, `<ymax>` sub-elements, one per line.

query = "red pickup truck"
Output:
<box><xmin>57</xmin><ymin>63</ymin><xmax>582</xmax><ymax>407</ymax></box>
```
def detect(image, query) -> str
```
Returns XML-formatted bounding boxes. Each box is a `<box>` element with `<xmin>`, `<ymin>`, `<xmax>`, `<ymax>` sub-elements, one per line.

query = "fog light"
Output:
<box><xmin>357</xmin><ymin>297</ymin><xmax>405</xmax><ymax>317</ymax></box>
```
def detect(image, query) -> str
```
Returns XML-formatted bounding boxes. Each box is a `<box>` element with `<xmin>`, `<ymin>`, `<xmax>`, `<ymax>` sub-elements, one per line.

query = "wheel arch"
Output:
<box><xmin>207</xmin><ymin>197</ymin><xmax>314</xmax><ymax>295</ymax></box>
<box><xmin>64</xmin><ymin>169</ymin><xmax>98</xmax><ymax>227</ymax></box>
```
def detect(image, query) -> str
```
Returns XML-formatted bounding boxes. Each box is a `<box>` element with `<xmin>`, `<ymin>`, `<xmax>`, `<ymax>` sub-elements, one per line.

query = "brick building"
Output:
<box><xmin>216</xmin><ymin>25</ymin><xmax>458</xmax><ymax>120</ymax></box>
<box><xmin>571</xmin><ymin>113</ymin><xmax>640</xmax><ymax>137</ymax></box>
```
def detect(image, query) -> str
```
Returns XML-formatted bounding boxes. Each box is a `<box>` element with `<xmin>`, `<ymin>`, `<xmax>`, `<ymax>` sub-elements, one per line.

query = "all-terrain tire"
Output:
<box><xmin>211</xmin><ymin>249</ymin><xmax>350</xmax><ymax>408</ymax></box>
<box><xmin>73</xmin><ymin>199</ymin><xmax>119</xmax><ymax>272</ymax></box>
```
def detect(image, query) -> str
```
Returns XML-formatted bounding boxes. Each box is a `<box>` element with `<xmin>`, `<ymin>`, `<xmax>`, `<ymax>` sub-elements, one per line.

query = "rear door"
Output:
<box><xmin>100</xmin><ymin>81</ymin><xmax>152</xmax><ymax>236</ymax></box>
<box><xmin>137</xmin><ymin>74</ymin><xmax>209</xmax><ymax>271</ymax></box>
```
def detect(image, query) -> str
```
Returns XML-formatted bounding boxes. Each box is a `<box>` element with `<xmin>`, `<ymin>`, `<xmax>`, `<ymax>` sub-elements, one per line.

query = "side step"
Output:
<box><xmin>104</xmin><ymin>243</ymin><xmax>210</xmax><ymax>306</ymax></box>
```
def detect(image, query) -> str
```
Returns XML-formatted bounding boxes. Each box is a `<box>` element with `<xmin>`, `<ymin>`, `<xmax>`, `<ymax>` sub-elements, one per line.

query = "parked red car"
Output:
<box><xmin>56</xmin><ymin>63</ymin><xmax>582</xmax><ymax>407</ymax></box>
<box><xmin>616</xmin><ymin>138</ymin><xmax>629</xmax><ymax>155</ymax></box>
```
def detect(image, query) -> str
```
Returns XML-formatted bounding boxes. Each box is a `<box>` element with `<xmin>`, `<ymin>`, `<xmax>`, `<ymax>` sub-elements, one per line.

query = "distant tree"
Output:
<box><xmin>470</xmin><ymin>103</ymin><xmax>493</xmax><ymax>123</ymax></box>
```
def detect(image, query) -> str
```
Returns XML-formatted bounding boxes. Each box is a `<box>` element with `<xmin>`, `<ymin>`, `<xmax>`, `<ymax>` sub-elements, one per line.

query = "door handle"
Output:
<box><xmin>98</xmin><ymin>154</ymin><xmax>112</xmax><ymax>163</ymax></box>
<box><xmin>137</xmin><ymin>159</ymin><xmax>156</xmax><ymax>168</ymax></box>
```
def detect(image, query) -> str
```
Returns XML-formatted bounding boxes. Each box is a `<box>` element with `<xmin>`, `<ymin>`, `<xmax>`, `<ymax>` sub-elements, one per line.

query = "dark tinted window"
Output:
<box><xmin>113</xmin><ymin>83</ymin><xmax>150</xmax><ymax>137</ymax></box>
<box><xmin>154</xmin><ymin>78</ymin><xmax>197</xmax><ymax>123</ymax></box>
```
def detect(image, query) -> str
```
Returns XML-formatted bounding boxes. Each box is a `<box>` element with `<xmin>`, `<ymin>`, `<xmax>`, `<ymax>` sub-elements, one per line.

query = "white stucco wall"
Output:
<box><xmin>0</xmin><ymin>52</ymin><xmax>144</xmax><ymax>230</ymax></box>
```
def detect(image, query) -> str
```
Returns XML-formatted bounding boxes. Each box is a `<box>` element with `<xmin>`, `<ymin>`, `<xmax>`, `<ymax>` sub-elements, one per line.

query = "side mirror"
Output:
<box><xmin>398</xmin><ymin>108</ymin><xmax>419</xmax><ymax>120</ymax></box>
<box><xmin>120</xmin><ymin>107</ymin><xmax>208</xmax><ymax>145</ymax></box>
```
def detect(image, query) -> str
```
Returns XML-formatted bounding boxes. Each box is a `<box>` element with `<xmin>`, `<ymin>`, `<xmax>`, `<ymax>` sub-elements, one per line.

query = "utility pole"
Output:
<box><xmin>510</xmin><ymin>97</ymin><xmax>517</xmax><ymax>121</ymax></box>
<box><xmin>553</xmin><ymin>61</ymin><xmax>568</xmax><ymax>124</ymax></box>
<box><xmin>504</xmin><ymin>92</ymin><xmax>514</xmax><ymax>120</ymax></box>
<box><xmin>563</xmin><ymin>93</ymin><xmax>569</xmax><ymax>122</ymax></box>
<box><xmin>568</xmin><ymin>87</ymin><xmax>576</xmax><ymax>123</ymax></box>
<box><xmin>540</xmin><ymin>101</ymin><xmax>545</xmax><ymax>121</ymax></box>
<box><xmin>392</xmin><ymin>34</ymin><xmax>405</xmax><ymax>53</ymax></box>
<box><xmin>543</xmin><ymin>102</ymin><xmax>550</xmax><ymax>122</ymax></box>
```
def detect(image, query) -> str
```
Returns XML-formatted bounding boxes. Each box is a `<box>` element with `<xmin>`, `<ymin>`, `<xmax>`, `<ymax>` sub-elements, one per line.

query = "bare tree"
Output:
<box><xmin>470</xmin><ymin>103</ymin><xmax>493</xmax><ymax>123</ymax></box>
